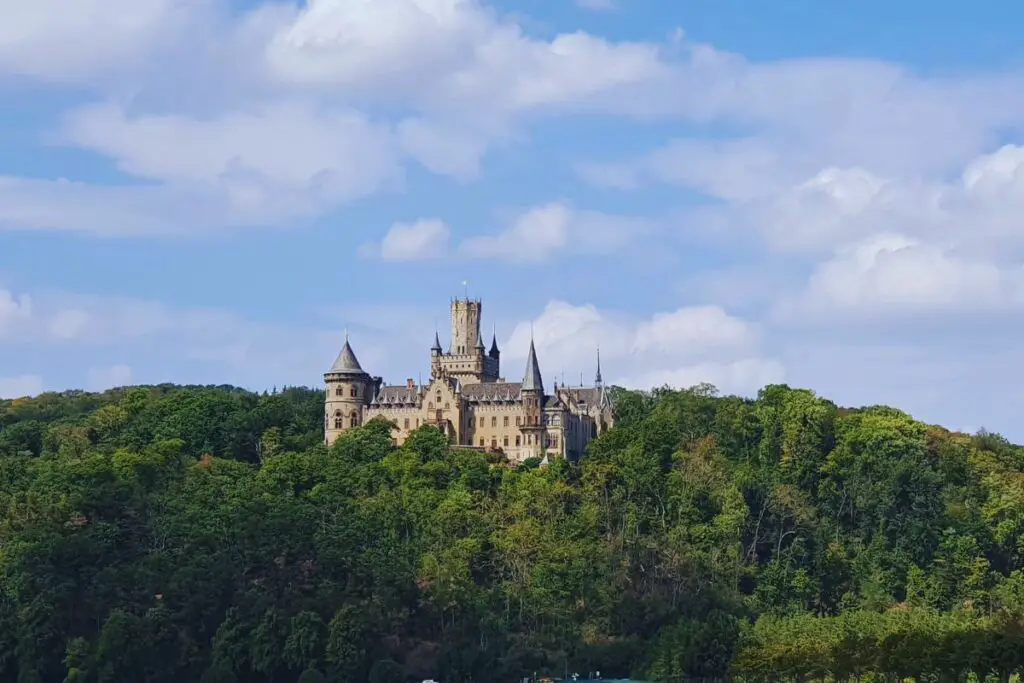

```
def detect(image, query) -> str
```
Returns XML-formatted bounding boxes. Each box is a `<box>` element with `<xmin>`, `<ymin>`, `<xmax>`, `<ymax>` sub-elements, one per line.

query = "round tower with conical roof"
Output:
<box><xmin>324</xmin><ymin>334</ymin><xmax>374</xmax><ymax>445</ymax></box>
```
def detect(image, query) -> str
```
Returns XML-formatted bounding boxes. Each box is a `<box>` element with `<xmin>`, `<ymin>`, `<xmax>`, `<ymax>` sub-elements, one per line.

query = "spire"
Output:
<box><xmin>489</xmin><ymin>323</ymin><xmax>500</xmax><ymax>357</ymax></box>
<box><xmin>328</xmin><ymin>337</ymin><xmax>367</xmax><ymax>375</ymax></box>
<box><xmin>432</xmin><ymin>329</ymin><xmax>442</xmax><ymax>353</ymax></box>
<box><xmin>522</xmin><ymin>338</ymin><xmax>543</xmax><ymax>392</ymax></box>
<box><xmin>595</xmin><ymin>346</ymin><xmax>603</xmax><ymax>385</ymax></box>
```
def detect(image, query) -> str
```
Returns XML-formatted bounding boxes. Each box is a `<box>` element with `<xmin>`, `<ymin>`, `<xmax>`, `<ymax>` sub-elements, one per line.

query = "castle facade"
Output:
<box><xmin>324</xmin><ymin>296</ymin><xmax>613</xmax><ymax>462</ymax></box>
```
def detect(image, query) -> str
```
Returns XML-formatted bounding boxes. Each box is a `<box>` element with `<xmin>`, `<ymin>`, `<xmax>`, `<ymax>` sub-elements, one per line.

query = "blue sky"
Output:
<box><xmin>3</xmin><ymin>0</ymin><xmax>1024</xmax><ymax>439</ymax></box>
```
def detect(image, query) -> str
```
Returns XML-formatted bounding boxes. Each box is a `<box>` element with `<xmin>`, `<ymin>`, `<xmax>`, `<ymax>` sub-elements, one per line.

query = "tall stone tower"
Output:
<box><xmin>519</xmin><ymin>338</ymin><xmax>546</xmax><ymax>459</ymax></box>
<box><xmin>324</xmin><ymin>335</ymin><xmax>374</xmax><ymax>445</ymax></box>
<box><xmin>450</xmin><ymin>298</ymin><xmax>482</xmax><ymax>355</ymax></box>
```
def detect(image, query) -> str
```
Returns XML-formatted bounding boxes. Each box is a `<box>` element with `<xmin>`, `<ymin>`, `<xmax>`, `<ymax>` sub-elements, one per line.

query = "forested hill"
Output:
<box><xmin>2</xmin><ymin>383</ymin><xmax>1024</xmax><ymax>683</ymax></box>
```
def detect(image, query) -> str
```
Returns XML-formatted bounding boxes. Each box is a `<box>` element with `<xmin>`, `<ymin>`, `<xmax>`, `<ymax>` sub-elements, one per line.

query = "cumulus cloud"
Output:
<box><xmin>458</xmin><ymin>202</ymin><xmax>648</xmax><ymax>262</ymax></box>
<box><xmin>777</xmin><ymin>234</ymin><xmax>1024</xmax><ymax>321</ymax></box>
<box><xmin>500</xmin><ymin>300</ymin><xmax>780</xmax><ymax>395</ymax></box>
<box><xmin>262</xmin><ymin>0</ymin><xmax>669</xmax><ymax>114</ymax></box>
<box><xmin>0</xmin><ymin>0</ymin><xmax>207</xmax><ymax>82</ymax></box>
<box><xmin>379</xmin><ymin>219</ymin><xmax>450</xmax><ymax>261</ymax></box>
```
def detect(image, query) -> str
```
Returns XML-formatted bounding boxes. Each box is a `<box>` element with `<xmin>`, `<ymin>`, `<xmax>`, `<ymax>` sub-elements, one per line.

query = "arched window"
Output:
<box><xmin>350</xmin><ymin>386</ymin><xmax>358</xmax><ymax>397</ymax></box>
<box><xmin>515</xmin><ymin>435</ymin><xmax>521</xmax><ymax>446</ymax></box>
<box><xmin>503</xmin><ymin>435</ymin><xmax>509</xmax><ymax>447</ymax></box>
<box><xmin>349</xmin><ymin>410</ymin><xmax>359</xmax><ymax>428</ymax></box>
<box><xmin>335</xmin><ymin>386</ymin><xmax>343</xmax><ymax>396</ymax></box>
<box><xmin>503</xmin><ymin>416</ymin><xmax>509</xmax><ymax>427</ymax></box>
<box><xmin>333</xmin><ymin>411</ymin><xmax>343</xmax><ymax>429</ymax></box>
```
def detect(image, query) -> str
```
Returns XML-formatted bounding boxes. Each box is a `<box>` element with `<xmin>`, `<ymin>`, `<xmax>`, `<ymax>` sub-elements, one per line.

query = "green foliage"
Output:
<box><xmin>1</xmin><ymin>382</ymin><xmax>1024</xmax><ymax>682</ymax></box>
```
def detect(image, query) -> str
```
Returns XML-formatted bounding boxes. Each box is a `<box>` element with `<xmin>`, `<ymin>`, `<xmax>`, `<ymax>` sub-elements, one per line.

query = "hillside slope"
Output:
<box><xmin>1</xmin><ymin>383</ymin><xmax>1022</xmax><ymax>682</ymax></box>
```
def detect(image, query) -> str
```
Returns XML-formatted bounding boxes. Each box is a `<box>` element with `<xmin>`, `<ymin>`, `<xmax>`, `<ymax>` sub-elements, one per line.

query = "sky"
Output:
<box><xmin>3</xmin><ymin>0</ymin><xmax>1024</xmax><ymax>439</ymax></box>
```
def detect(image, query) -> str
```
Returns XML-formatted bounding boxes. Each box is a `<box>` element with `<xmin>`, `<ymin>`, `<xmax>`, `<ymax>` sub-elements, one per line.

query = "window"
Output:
<box><xmin>348</xmin><ymin>410</ymin><xmax>359</xmax><ymax>428</ymax></box>
<box><xmin>444</xmin><ymin>403</ymin><xmax>450</xmax><ymax>410</ymax></box>
<box><xmin>503</xmin><ymin>436</ymin><xmax>509</xmax><ymax>447</ymax></box>
<box><xmin>527</xmin><ymin>435</ymin><xmax>532</xmax><ymax>445</ymax></box>
<box><xmin>491</xmin><ymin>416</ymin><xmax>497</xmax><ymax>427</ymax></box>
<box><xmin>479</xmin><ymin>438</ymin><xmax>484</xmax><ymax>446</ymax></box>
<box><xmin>515</xmin><ymin>435</ymin><xmax>521</xmax><ymax>446</ymax></box>
<box><xmin>416</xmin><ymin>418</ymin><xmax>420</xmax><ymax>427</ymax></box>
<box><xmin>552</xmin><ymin>435</ymin><xmax>558</xmax><ymax>447</ymax></box>
<box><xmin>551</xmin><ymin>415</ymin><xmax>560</xmax><ymax>425</ymax></box>
<box><xmin>350</xmin><ymin>386</ymin><xmax>357</xmax><ymax>397</ymax></box>
<box><xmin>404</xmin><ymin>418</ymin><xmax>410</xmax><ymax>429</ymax></box>
<box><xmin>333</xmin><ymin>411</ymin><xmax>343</xmax><ymax>429</ymax></box>
<box><xmin>335</xmin><ymin>386</ymin><xmax>343</xmax><ymax>396</ymax></box>
<box><xmin>491</xmin><ymin>438</ymin><xmax>497</xmax><ymax>449</ymax></box>
<box><xmin>503</xmin><ymin>416</ymin><xmax>509</xmax><ymax>427</ymax></box>
<box><xmin>516</xmin><ymin>416</ymin><xmax>521</xmax><ymax>426</ymax></box>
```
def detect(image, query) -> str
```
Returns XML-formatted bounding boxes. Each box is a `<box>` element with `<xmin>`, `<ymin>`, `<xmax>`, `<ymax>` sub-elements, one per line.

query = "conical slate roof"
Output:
<box><xmin>489</xmin><ymin>332</ymin><xmax>500</xmax><ymax>357</ymax></box>
<box><xmin>522</xmin><ymin>339</ymin><xmax>543</xmax><ymax>392</ymax></box>
<box><xmin>327</xmin><ymin>338</ymin><xmax>368</xmax><ymax>376</ymax></box>
<box><xmin>432</xmin><ymin>331</ymin><xmax>443</xmax><ymax>352</ymax></box>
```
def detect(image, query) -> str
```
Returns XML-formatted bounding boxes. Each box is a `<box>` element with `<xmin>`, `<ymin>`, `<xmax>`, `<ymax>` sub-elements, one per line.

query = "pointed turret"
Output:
<box><xmin>595</xmin><ymin>346</ymin><xmax>603</xmax><ymax>386</ymax></box>
<box><xmin>489</xmin><ymin>327</ymin><xmax>500</xmax><ymax>358</ymax></box>
<box><xmin>328</xmin><ymin>336</ymin><xmax>367</xmax><ymax>376</ymax></box>
<box><xmin>522</xmin><ymin>339</ymin><xmax>543</xmax><ymax>393</ymax></box>
<box><xmin>431</xmin><ymin>330</ymin><xmax>442</xmax><ymax>354</ymax></box>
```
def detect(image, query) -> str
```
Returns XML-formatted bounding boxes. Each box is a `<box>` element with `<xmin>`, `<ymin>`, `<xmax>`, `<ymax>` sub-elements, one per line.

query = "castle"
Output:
<box><xmin>324</xmin><ymin>296</ymin><xmax>614</xmax><ymax>462</ymax></box>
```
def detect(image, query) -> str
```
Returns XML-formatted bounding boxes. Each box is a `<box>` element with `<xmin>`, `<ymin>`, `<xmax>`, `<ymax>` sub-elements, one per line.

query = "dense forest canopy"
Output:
<box><xmin>1</xmin><ymin>382</ymin><xmax>1024</xmax><ymax>683</ymax></box>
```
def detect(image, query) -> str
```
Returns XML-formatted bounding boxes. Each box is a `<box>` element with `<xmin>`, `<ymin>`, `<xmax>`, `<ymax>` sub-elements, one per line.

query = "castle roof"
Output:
<box><xmin>371</xmin><ymin>384</ymin><xmax>422</xmax><ymax>406</ymax></box>
<box><xmin>522</xmin><ymin>339</ymin><xmax>543</xmax><ymax>392</ymax></box>
<box><xmin>432</xmin><ymin>331</ymin><xmax>442</xmax><ymax>352</ymax></box>
<box><xmin>461</xmin><ymin>382</ymin><xmax>522</xmax><ymax>403</ymax></box>
<box><xmin>489</xmin><ymin>331</ymin><xmax>500</xmax><ymax>357</ymax></box>
<box><xmin>327</xmin><ymin>338</ymin><xmax>368</xmax><ymax>376</ymax></box>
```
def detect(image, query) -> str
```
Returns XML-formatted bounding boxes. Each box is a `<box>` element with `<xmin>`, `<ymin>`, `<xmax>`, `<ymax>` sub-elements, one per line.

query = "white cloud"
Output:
<box><xmin>629</xmin><ymin>358</ymin><xmax>785</xmax><ymax>394</ymax></box>
<box><xmin>0</xmin><ymin>0</ymin><xmax>206</xmax><ymax>82</ymax></box>
<box><xmin>379</xmin><ymin>219</ymin><xmax>450</xmax><ymax>261</ymax></box>
<box><xmin>0</xmin><ymin>374</ymin><xmax>43</xmax><ymax>399</ymax></box>
<box><xmin>262</xmin><ymin>0</ymin><xmax>668</xmax><ymax>115</ymax></box>
<box><xmin>458</xmin><ymin>201</ymin><xmax>647</xmax><ymax>262</ymax></box>
<box><xmin>500</xmin><ymin>299</ymin><xmax>778</xmax><ymax>395</ymax></box>
<box><xmin>86</xmin><ymin>364</ymin><xmax>133</xmax><ymax>391</ymax></box>
<box><xmin>779</xmin><ymin>234</ymin><xmax>1024</xmax><ymax>320</ymax></box>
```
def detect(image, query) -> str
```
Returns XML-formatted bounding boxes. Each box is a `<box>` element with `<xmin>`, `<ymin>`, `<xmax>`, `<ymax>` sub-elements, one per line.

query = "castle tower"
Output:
<box><xmin>450</xmin><ymin>297</ymin><xmax>482</xmax><ymax>355</ymax></box>
<box><xmin>324</xmin><ymin>335</ymin><xmax>373</xmax><ymax>445</ymax></box>
<box><xmin>519</xmin><ymin>338</ymin><xmax>546</xmax><ymax>458</ymax></box>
